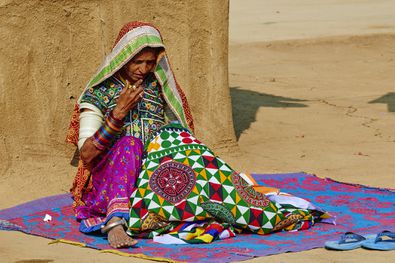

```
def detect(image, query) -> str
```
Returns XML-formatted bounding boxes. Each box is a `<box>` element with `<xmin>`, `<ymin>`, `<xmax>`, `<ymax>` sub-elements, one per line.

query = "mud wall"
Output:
<box><xmin>0</xmin><ymin>0</ymin><xmax>234</xmax><ymax>200</ymax></box>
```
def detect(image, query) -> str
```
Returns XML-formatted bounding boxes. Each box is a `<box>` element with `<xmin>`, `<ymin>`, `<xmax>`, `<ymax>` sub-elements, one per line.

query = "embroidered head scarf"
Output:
<box><xmin>66</xmin><ymin>21</ymin><xmax>194</xmax><ymax>146</ymax></box>
<box><xmin>66</xmin><ymin>21</ymin><xmax>194</xmax><ymax>210</ymax></box>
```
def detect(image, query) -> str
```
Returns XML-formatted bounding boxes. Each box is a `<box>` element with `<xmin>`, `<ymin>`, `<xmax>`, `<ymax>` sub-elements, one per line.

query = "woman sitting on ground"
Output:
<box><xmin>66</xmin><ymin>21</ymin><xmax>194</xmax><ymax>248</ymax></box>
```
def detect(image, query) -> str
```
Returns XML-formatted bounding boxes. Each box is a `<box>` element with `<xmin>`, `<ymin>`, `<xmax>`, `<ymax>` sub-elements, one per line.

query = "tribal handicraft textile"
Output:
<box><xmin>128</xmin><ymin>124</ymin><xmax>332</xmax><ymax>243</ymax></box>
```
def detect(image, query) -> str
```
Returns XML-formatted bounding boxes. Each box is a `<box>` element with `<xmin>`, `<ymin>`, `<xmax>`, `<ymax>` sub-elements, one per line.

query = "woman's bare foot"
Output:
<box><xmin>106</xmin><ymin>216</ymin><xmax>137</xmax><ymax>248</ymax></box>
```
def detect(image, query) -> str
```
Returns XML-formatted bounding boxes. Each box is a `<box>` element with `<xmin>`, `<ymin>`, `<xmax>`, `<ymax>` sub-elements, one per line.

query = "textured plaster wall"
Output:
<box><xmin>0</xmin><ymin>0</ymin><xmax>234</xmax><ymax>190</ymax></box>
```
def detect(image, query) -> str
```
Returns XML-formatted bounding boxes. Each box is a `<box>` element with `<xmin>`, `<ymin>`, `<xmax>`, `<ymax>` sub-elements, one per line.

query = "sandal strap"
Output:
<box><xmin>101</xmin><ymin>218</ymin><xmax>127</xmax><ymax>234</ymax></box>
<box><xmin>339</xmin><ymin>232</ymin><xmax>366</xmax><ymax>244</ymax></box>
<box><xmin>375</xmin><ymin>230</ymin><xmax>395</xmax><ymax>243</ymax></box>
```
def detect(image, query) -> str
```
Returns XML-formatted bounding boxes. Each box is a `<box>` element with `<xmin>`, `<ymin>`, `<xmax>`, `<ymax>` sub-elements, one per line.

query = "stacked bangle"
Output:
<box><xmin>92</xmin><ymin>111</ymin><xmax>124</xmax><ymax>150</ymax></box>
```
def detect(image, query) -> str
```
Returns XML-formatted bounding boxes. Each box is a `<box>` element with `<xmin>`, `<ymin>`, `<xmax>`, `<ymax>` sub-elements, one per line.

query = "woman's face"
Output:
<box><xmin>121</xmin><ymin>48</ymin><xmax>158</xmax><ymax>83</ymax></box>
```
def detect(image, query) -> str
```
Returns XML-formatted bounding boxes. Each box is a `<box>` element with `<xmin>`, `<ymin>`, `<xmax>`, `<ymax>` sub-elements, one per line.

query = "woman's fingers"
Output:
<box><xmin>117</xmin><ymin>79</ymin><xmax>145</xmax><ymax>111</ymax></box>
<box><xmin>124</xmin><ymin>80</ymin><xmax>130</xmax><ymax>90</ymax></box>
<box><xmin>135</xmin><ymin>79</ymin><xmax>143</xmax><ymax>88</ymax></box>
<box><xmin>120</xmin><ymin>84</ymin><xmax>128</xmax><ymax>95</ymax></box>
<box><xmin>135</xmin><ymin>86</ymin><xmax>144</xmax><ymax>95</ymax></box>
<box><xmin>114</xmin><ymin>79</ymin><xmax>145</xmax><ymax>118</ymax></box>
<box><xmin>130</xmin><ymin>87</ymin><xmax>144</xmax><ymax>103</ymax></box>
<box><xmin>124</xmin><ymin>79</ymin><xmax>143</xmax><ymax>93</ymax></box>
<box><xmin>120</xmin><ymin>87</ymin><xmax>143</xmax><ymax>109</ymax></box>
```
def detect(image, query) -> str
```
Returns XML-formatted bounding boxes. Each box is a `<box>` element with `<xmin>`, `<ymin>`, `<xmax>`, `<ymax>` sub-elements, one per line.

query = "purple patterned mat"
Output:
<box><xmin>1</xmin><ymin>172</ymin><xmax>394</xmax><ymax>262</ymax></box>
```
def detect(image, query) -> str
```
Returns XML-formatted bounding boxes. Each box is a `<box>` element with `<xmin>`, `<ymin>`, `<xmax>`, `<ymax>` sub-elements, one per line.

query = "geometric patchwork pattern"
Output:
<box><xmin>128</xmin><ymin>124</ymin><xmax>309</xmax><ymax>237</ymax></box>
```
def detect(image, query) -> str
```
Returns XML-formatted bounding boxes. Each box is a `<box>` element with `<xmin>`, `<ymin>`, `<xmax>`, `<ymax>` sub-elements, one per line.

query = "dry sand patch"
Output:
<box><xmin>227</xmin><ymin>34</ymin><xmax>395</xmax><ymax>190</ymax></box>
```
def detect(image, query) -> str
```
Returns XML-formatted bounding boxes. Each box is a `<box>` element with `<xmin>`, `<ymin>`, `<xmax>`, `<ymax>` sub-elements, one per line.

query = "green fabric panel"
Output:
<box><xmin>88</xmin><ymin>35</ymin><xmax>163</xmax><ymax>88</ymax></box>
<box><xmin>155</xmin><ymin>65</ymin><xmax>188</xmax><ymax>127</ymax></box>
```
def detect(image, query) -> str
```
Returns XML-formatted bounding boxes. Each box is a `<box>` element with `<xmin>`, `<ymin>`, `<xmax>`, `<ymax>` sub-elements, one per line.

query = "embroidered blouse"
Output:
<box><xmin>79</xmin><ymin>73</ymin><xmax>168</xmax><ymax>145</ymax></box>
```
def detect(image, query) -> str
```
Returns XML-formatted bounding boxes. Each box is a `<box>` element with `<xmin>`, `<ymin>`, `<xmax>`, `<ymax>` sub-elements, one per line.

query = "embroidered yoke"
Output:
<box><xmin>80</xmin><ymin>73</ymin><xmax>165</xmax><ymax>145</ymax></box>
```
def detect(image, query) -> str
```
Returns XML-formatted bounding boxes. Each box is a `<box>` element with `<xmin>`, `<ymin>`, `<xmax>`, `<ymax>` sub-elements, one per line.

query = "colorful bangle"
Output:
<box><xmin>92</xmin><ymin>111</ymin><xmax>124</xmax><ymax>150</ymax></box>
<box><xmin>90</xmin><ymin>136</ymin><xmax>106</xmax><ymax>151</ymax></box>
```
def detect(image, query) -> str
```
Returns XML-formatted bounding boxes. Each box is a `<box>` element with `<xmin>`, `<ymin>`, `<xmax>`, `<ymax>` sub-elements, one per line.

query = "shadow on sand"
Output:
<box><xmin>369</xmin><ymin>92</ymin><xmax>395</xmax><ymax>112</ymax></box>
<box><xmin>230</xmin><ymin>87</ymin><xmax>308</xmax><ymax>140</ymax></box>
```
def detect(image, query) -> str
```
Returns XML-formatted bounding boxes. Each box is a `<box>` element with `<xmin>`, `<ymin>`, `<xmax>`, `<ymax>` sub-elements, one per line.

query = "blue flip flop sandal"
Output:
<box><xmin>325</xmin><ymin>232</ymin><xmax>375</xmax><ymax>251</ymax></box>
<box><xmin>362</xmin><ymin>230</ymin><xmax>395</xmax><ymax>251</ymax></box>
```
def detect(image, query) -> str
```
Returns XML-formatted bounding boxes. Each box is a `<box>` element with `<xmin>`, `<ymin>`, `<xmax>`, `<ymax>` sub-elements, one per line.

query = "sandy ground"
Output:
<box><xmin>1</xmin><ymin>0</ymin><xmax>395</xmax><ymax>262</ymax></box>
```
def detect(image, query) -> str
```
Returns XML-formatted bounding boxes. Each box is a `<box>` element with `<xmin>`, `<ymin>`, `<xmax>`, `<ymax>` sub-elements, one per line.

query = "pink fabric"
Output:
<box><xmin>76</xmin><ymin>136</ymin><xmax>143</xmax><ymax>233</ymax></box>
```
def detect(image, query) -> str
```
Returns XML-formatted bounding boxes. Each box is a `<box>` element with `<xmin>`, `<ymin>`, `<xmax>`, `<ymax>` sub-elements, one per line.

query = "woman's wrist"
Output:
<box><xmin>79</xmin><ymin>136</ymin><xmax>104</xmax><ymax>165</ymax></box>
<box><xmin>108</xmin><ymin>110</ymin><xmax>124</xmax><ymax>126</ymax></box>
<box><xmin>112</xmin><ymin>107</ymin><xmax>127</xmax><ymax>120</ymax></box>
<box><xmin>91</xmin><ymin>110</ymin><xmax>125</xmax><ymax>150</ymax></box>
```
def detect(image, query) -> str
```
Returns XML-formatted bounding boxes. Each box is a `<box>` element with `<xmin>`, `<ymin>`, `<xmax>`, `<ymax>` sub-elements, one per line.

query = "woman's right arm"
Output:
<box><xmin>79</xmin><ymin>109</ymin><xmax>105</xmax><ymax>164</ymax></box>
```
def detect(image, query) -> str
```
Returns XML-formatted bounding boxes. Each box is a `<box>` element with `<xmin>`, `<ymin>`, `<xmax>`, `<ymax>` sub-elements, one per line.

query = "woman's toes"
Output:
<box><xmin>130</xmin><ymin>238</ymin><xmax>138</xmax><ymax>246</ymax></box>
<box><xmin>126</xmin><ymin>237</ymin><xmax>137</xmax><ymax>247</ymax></box>
<box><xmin>107</xmin><ymin>224</ymin><xmax>136</xmax><ymax>248</ymax></box>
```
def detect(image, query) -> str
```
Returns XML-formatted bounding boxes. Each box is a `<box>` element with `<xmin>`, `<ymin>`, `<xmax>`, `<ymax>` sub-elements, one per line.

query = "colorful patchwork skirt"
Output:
<box><xmin>128</xmin><ymin>124</ymin><xmax>333</xmax><ymax>244</ymax></box>
<box><xmin>76</xmin><ymin>136</ymin><xmax>143</xmax><ymax>233</ymax></box>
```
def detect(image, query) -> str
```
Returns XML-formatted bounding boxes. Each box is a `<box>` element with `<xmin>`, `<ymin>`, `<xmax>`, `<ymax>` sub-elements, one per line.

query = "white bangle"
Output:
<box><xmin>78</xmin><ymin>105</ymin><xmax>104</xmax><ymax>150</ymax></box>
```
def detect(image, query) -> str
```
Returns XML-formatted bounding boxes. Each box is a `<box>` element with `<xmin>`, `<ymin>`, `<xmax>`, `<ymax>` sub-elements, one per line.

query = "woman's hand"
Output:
<box><xmin>80</xmin><ymin>136</ymin><xmax>102</xmax><ymax>167</ymax></box>
<box><xmin>113</xmin><ymin>79</ymin><xmax>144</xmax><ymax>120</ymax></box>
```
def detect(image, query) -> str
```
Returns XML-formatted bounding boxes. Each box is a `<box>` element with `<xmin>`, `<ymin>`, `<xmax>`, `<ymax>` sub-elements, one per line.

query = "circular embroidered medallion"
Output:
<box><xmin>231</xmin><ymin>172</ymin><xmax>270</xmax><ymax>208</ymax></box>
<box><xmin>201</xmin><ymin>201</ymin><xmax>236</xmax><ymax>225</ymax></box>
<box><xmin>149</xmin><ymin>161</ymin><xmax>196</xmax><ymax>204</ymax></box>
